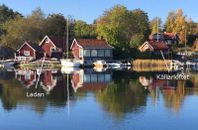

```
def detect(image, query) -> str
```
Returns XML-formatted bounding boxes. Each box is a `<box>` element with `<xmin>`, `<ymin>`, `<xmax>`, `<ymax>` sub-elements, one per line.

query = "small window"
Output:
<box><xmin>91</xmin><ymin>74</ymin><xmax>97</xmax><ymax>82</ymax></box>
<box><xmin>84</xmin><ymin>74</ymin><xmax>91</xmax><ymax>83</ymax></box>
<box><xmin>46</xmin><ymin>38</ymin><xmax>50</xmax><ymax>43</ymax></box>
<box><xmin>84</xmin><ymin>50</ymin><xmax>91</xmax><ymax>57</ymax></box>
<box><xmin>105</xmin><ymin>50</ymin><xmax>111</xmax><ymax>57</ymax></box>
<box><xmin>91</xmin><ymin>50</ymin><xmax>97</xmax><ymax>57</ymax></box>
<box><xmin>105</xmin><ymin>74</ymin><xmax>111</xmax><ymax>82</ymax></box>
<box><xmin>24</xmin><ymin>50</ymin><xmax>30</xmax><ymax>56</ymax></box>
<box><xmin>51</xmin><ymin>48</ymin><xmax>56</xmax><ymax>52</ymax></box>
<box><xmin>25</xmin><ymin>73</ymin><xmax>31</xmax><ymax>80</ymax></box>
<box><xmin>98</xmin><ymin>50</ymin><xmax>104</xmax><ymax>57</ymax></box>
<box><xmin>98</xmin><ymin>74</ymin><xmax>104</xmax><ymax>82</ymax></box>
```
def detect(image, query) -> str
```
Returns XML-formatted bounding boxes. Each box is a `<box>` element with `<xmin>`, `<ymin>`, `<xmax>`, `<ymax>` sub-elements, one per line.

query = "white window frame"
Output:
<box><xmin>91</xmin><ymin>50</ymin><xmax>97</xmax><ymax>57</ymax></box>
<box><xmin>24</xmin><ymin>50</ymin><xmax>30</xmax><ymax>56</ymax></box>
<box><xmin>105</xmin><ymin>50</ymin><xmax>111</xmax><ymax>57</ymax></box>
<box><xmin>79</xmin><ymin>48</ymin><xmax>83</xmax><ymax>58</ymax></box>
<box><xmin>84</xmin><ymin>49</ymin><xmax>91</xmax><ymax>57</ymax></box>
<box><xmin>98</xmin><ymin>50</ymin><xmax>104</xmax><ymax>57</ymax></box>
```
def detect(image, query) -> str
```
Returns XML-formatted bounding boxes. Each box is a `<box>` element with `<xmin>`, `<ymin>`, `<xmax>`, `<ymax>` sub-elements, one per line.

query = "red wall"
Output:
<box><xmin>42</xmin><ymin>71</ymin><xmax>53</xmax><ymax>86</ymax></box>
<box><xmin>71</xmin><ymin>73</ymin><xmax>80</xmax><ymax>89</ymax></box>
<box><xmin>41</xmin><ymin>40</ymin><xmax>55</xmax><ymax>57</ymax></box>
<box><xmin>21</xmin><ymin>73</ymin><xmax>36</xmax><ymax>86</ymax></box>
<box><xmin>19</xmin><ymin>44</ymin><xmax>35</xmax><ymax>58</ymax></box>
<box><xmin>71</xmin><ymin>41</ymin><xmax>80</xmax><ymax>59</ymax></box>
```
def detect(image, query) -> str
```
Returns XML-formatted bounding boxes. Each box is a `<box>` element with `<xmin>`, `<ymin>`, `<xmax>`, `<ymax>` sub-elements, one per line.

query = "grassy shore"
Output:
<box><xmin>132</xmin><ymin>59</ymin><xmax>172</xmax><ymax>72</ymax></box>
<box><xmin>19</xmin><ymin>60</ymin><xmax>61</xmax><ymax>69</ymax></box>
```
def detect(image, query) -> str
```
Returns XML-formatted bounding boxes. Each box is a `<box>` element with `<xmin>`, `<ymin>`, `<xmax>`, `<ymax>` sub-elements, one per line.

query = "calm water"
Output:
<box><xmin>0</xmin><ymin>68</ymin><xmax>198</xmax><ymax>130</ymax></box>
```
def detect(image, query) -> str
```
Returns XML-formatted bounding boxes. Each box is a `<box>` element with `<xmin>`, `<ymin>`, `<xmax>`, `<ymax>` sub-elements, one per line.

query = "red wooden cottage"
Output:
<box><xmin>15</xmin><ymin>42</ymin><xmax>44</xmax><ymax>61</ymax></box>
<box><xmin>70</xmin><ymin>38</ymin><xmax>113</xmax><ymax>61</ymax></box>
<box><xmin>39</xmin><ymin>35</ymin><xmax>66</xmax><ymax>59</ymax></box>
<box><xmin>139</xmin><ymin>41</ymin><xmax>169</xmax><ymax>54</ymax></box>
<box><xmin>149</xmin><ymin>32</ymin><xmax>180</xmax><ymax>45</ymax></box>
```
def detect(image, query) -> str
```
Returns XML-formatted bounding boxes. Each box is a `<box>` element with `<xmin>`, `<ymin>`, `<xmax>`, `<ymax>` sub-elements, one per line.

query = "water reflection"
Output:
<box><xmin>71</xmin><ymin>69</ymin><xmax>112</xmax><ymax>92</ymax></box>
<box><xmin>0</xmin><ymin>68</ymin><xmax>198</xmax><ymax>119</ymax></box>
<box><xmin>139</xmin><ymin>72</ymin><xmax>198</xmax><ymax>112</ymax></box>
<box><xmin>96</xmin><ymin>71</ymin><xmax>147</xmax><ymax>118</ymax></box>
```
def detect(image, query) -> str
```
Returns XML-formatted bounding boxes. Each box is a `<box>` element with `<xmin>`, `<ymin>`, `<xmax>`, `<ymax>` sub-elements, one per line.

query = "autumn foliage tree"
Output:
<box><xmin>150</xmin><ymin>17</ymin><xmax>162</xmax><ymax>34</ymax></box>
<box><xmin>164</xmin><ymin>9</ymin><xmax>188</xmax><ymax>44</ymax></box>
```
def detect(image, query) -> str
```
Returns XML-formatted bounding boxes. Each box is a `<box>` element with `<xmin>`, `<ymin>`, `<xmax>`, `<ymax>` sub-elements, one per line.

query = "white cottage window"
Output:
<box><xmin>84</xmin><ymin>50</ymin><xmax>90</xmax><ymax>57</ymax></box>
<box><xmin>98</xmin><ymin>50</ymin><xmax>104</xmax><ymax>57</ymax></box>
<box><xmin>46</xmin><ymin>38</ymin><xmax>50</xmax><ymax>43</ymax></box>
<box><xmin>105</xmin><ymin>50</ymin><xmax>111</xmax><ymax>57</ymax></box>
<box><xmin>91</xmin><ymin>50</ymin><xmax>97</xmax><ymax>57</ymax></box>
<box><xmin>24</xmin><ymin>50</ymin><xmax>30</xmax><ymax>56</ymax></box>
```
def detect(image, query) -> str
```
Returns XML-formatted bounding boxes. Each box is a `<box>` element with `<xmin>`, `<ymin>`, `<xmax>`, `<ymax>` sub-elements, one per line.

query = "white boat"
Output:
<box><xmin>61</xmin><ymin>66</ymin><xmax>81</xmax><ymax>74</ymax></box>
<box><xmin>107</xmin><ymin>62</ymin><xmax>121</xmax><ymax>69</ymax></box>
<box><xmin>0</xmin><ymin>59</ymin><xmax>16</xmax><ymax>69</ymax></box>
<box><xmin>93</xmin><ymin>60</ymin><xmax>107</xmax><ymax>72</ymax></box>
<box><xmin>60</xmin><ymin>59</ymin><xmax>81</xmax><ymax>67</ymax></box>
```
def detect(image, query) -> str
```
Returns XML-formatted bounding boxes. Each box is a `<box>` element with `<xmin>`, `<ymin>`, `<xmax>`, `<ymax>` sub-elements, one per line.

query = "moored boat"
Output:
<box><xmin>60</xmin><ymin>59</ymin><xmax>81</xmax><ymax>67</ymax></box>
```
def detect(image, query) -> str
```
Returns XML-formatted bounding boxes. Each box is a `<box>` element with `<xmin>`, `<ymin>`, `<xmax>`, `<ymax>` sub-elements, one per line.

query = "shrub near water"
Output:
<box><xmin>132</xmin><ymin>59</ymin><xmax>172</xmax><ymax>72</ymax></box>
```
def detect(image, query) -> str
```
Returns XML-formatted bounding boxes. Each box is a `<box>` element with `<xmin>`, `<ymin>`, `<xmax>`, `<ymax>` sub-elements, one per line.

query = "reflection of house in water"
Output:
<box><xmin>15</xmin><ymin>69</ymin><xmax>37</xmax><ymax>88</ymax></box>
<box><xmin>15</xmin><ymin>69</ymin><xmax>62</xmax><ymax>94</ymax></box>
<box><xmin>139</xmin><ymin>76</ymin><xmax>177</xmax><ymax>91</ymax></box>
<box><xmin>139</xmin><ymin>76</ymin><xmax>186</xmax><ymax>112</ymax></box>
<box><xmin>71</xmin><ymin>69</ymin><xmax>112</xmax><ymax>92</ymax></box>
<box><xmin>40</xmin><ymin>70</ymin><xmax>57</xmax><ymax>94</ymax></box>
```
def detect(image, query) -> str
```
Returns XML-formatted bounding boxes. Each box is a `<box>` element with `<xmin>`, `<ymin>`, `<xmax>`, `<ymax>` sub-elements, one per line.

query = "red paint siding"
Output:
<box><xmin>41</xmin><ymin>40</ymin><xmax>55</xmax><ymax>57</ymax></box>
<box><xmin>42</xmin><ymin>71</ymin><xmax>53</xmax><ymax>86</ymax></box>
<box><xmin>71</xmin><ymin>41</ymin><xmax>80</xmax><ymax>59</ymax></box>
<box><xmin>19</xmin><ymin>44</ymin><xmax>35</xmax><ymax>58</ymax></box>
<box><xmin>21</xmin><ymin>74</ymin><xmax>36</xmax><ymax>86</ymax></box>
<box><xmin>71</xmin><ymin>73</ymin><xmax>80</xmax><ymax>89</ymax></box>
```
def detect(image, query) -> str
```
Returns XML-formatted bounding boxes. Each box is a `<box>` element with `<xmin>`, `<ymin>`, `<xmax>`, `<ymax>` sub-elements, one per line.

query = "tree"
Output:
<box><xmin>164</xmin><ymin>11</ymin><xmax>176</xmax><ymax>32</ymax></box>
<box><xmin>96</xmin><ymin>5</ymin><xmax>149</xmax><ymax>55</ymax></box>
<box><xmin>187</xmin><ymin>18</ymin><xmax>198</xmax><ymax>35</ymax></box>
<box><xmin>0</xmin><ymin>8</ymin><xmax>45</xmax><ymax>49</ymax></box>
<box><xmin>0</xmin><ymin>4</ymin><xmax>21</xmax><ymax>24</ymax></box>
<box><xmin>165</xmin><ymin>9</ymin><xmax>188</xmax><ymax>44</ymax></box>
<box><xmin>96</xmin><ymin>71</ymin><xmax>147</xmax><ymax>118</ymax></box>
<box><xmin>129</xmin><ymin>34</ymin><xmax>144</xmax><ymax>48</ymax></box>
<box><xmin>150</xmin><ymin>17</ymin><xmax>162</xmax><ymax>34</ymax></box>
<box><xmin>0</xmin><ymin>4</ymin><xmax>22</xmax><ymax>36</ymax></box>
<box><xmin>74</xmin><ymin>20</ymin><xmax>96</xmax><ymax>38</ymax></box>
<box><xmin>43</xmin><ymin>14</ymin><xmax>66</xmax><ymax>36</ymax></box>
<box><xmin>174</xmin><ymin>9</ymin><xmax>188</xmax><ymax>43</ymax></box>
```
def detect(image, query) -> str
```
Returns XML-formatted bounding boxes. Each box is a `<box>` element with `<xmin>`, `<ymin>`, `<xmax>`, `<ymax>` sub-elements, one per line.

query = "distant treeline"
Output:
<box><xmin>0</xmin><ymin>4</ymin><xmax>197</xmax><ymax>57</ymax></box>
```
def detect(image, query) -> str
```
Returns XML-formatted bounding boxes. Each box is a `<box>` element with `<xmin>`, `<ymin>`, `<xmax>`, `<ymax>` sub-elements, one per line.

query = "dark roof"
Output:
<box><xmin>150</xmin><ymin>32</ymin><xmax>179</xmax><ymax>40</ymax></box>
<box><xmin>164</xmin><ymin>32</ymin><xmax>178</xmax><ymax>40</ymax></box>
<box><xmin>149</xmin><ymin>41</ymin><xmax>169</xmax><ymax>50</ymax></box>
<box><xmin>28</xmin><ymin>43</ymin><xmax>44</xmax><ymax>52</ymax></box>
<box><xmin>48</xmin><ymin>36</ymin><xmax>66</xmax><ymax>49</ymax></box>
<box><xmin>75</xmin><ymin>39</ymin><xmax>113</xmax><ymax>49</ymax></box>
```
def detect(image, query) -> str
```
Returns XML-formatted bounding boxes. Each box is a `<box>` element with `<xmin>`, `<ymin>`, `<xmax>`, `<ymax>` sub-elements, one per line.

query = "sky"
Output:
<box><xmin>0</xmin><ymin>0</ymin><xmax>197</xmax><ymax>24</ymax></box>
